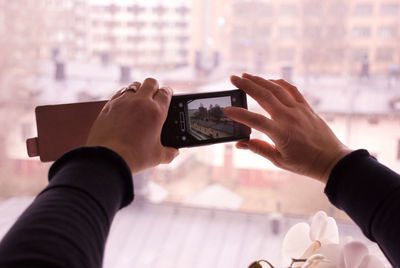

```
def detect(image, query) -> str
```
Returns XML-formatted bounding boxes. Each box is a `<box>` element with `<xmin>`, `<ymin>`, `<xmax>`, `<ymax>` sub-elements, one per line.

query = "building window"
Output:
<box><xmin>303</xmin><ymin>4</ymin><xmax>321</xmax><ymax>16</ymax></box>
<box><xmin>278</xmin><ymin>26</ymin><xmax>296</xmax><ymax>39</ymax></box>
<box><xmin>351</xmin><ymin>26</ymin><xmax>371</xmax><ymax>38</ymax></box>
<box><xmin>127</xmin><ymin>35</ymin><xmax>146</xmax><ymax>43</ymax></box>
<box><xmin>175</xmin><ymin>6</ymin><xmax>190</xmax><ymax>16</ymax></box>
<box><xmin>376</xmin><ymin>47</ymin><xmax>394</xmax><ymax>62</ymax></box>
<box><xmin>127</xmin><ymin>21</ymin><xmax>146</xmax><ymax>29</ymax></box>
<box><xmin>127</xmin><ymin>4</ymin><xmax>146</xmax><ymax>15</ymax></box>
<box><xmin>377</xmin><ymin>26</ymin><xmax>397</xmax><ymax>39</ymax></box>
<box><xmin>380</xmin><ymin>3</ymin><xmax>399</xmax><ymax>16</ymax></box>
<box><xmin>175</xmin><ymin>22</ymin><xmax>188</xmax><ymax>28</ymax></box>
<box><xmin>280</xmin><ymin>4</ymin><xmax>297</xmax><ymax>16</ymax></box>
<box><xmin>354</xmin><ymin>4</ymin><xmax>373</xmax><ymax>16</ymax></box>
<box><xmin>152</xmin><ymin>5</ymin><xmax>168</xmax><ymax>16</ymax></box>
<box><xmin>327</xmin><ymin>25</ymin><xmax>346</xmax><ymax>37</ymax></box>
<box><xmin>303</xmin><ymin>26</ymin><xmax>322</xmax><ymax>38</ymax></box>
<box><xmin>104</xmin><ymin>4</ymin><xmax>121</xmax><ymax>14</ymax></box>
<box><xmin>277</xmin><ymin>47</ymin><xmax>294</xmax><ymax>61</ymax></box>
<box><xmin>350</xmin><ymin>48</ymin><xmax>368</xmax><ymax>61</ymax></box>
<box><xmin>330</xmin><ymin>3</ymin><xmax>347</xmax><ymax>16</ymax></box>
<box><xmin>153</xmin><ymin>21</ymin><xmax>169</xmax><ymax>30</ymax></box>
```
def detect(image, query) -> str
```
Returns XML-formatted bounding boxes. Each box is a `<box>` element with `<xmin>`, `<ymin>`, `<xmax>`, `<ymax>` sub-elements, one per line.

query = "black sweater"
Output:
<box><xmin>0</xmin><ymin>148</ymin><xmax>398</xmax><ymax>267</ymax></box>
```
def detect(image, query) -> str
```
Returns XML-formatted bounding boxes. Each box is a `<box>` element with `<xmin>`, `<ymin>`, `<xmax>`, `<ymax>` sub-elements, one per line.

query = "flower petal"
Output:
<box><xmin>310</xmin><ymin>211</ymin><xmax>327</xmax><ymax>241</ymax></box>
<box><xmin>314</xmin><ymin>243</ymin><xmax>341</xmax><ymax>267</ymax></box>
<box><xmin>319</xmin><ymin>217</ymin><xmax>339</xmax><ymax>244</ymax></box>
<box><xmin>358</xmin><ymin>255</ymin><xmax>385</xmax><ymax>268</ymax></box>
<box><xmin>282</xmin><ymin>222</ymin><xmax>312</xmax><ymax>260</ymax></box>
<box><xmin>309</xmin><ymin>211</ymin><xmax>339</xmax><ymax>244</ymax></box>
<box><xmin>339</xmin><ymin>241</ymin><xmax>368</xmax><ymax>268</ymax></box>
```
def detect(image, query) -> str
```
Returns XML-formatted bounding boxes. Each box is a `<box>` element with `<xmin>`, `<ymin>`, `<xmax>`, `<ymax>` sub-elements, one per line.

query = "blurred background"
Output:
<box><xmin>0</xmin><ymin>0</ymin><xmax>398</xmax><ymax>267</ymax></box>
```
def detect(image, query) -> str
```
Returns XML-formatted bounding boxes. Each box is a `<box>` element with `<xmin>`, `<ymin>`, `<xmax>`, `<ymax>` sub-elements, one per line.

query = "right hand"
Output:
<box><xmin>224</xmin><ymin>73</ymin><xmax>351</xmax><ymax>184</ymax></box>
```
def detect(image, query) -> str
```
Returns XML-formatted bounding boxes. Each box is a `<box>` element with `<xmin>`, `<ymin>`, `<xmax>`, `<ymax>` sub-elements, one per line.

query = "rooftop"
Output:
<box><xmin>0</xmin><ymin>197</ymin><xmax>390</xmax><ymax>267</ymax></box>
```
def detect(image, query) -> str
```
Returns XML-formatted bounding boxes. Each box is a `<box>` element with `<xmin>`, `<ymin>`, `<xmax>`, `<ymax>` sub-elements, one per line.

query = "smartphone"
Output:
<box><xmin>161</xmin><ymin>89</ymin><xmax>250</xmax><ymax>148</ymax></box>
<box><xmin>27</xmin><ymin>89</ymin><xmax>250</xmax><ymax>162</ymax></box>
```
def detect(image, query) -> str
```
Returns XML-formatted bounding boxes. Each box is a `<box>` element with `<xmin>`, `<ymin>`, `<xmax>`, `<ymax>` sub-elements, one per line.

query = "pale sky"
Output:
<box><xmin>188</xmin><ymin>96</ymin><xmax>231</xmax><ymax>110</ymax></box>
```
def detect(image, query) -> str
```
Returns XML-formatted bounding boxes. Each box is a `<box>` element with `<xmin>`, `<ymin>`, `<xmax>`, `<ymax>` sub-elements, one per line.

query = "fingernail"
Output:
<box><xmin>242</xmin><ymin>73</ymin><xmax>252</xmax><ymax>78</ymax></box>
<box><xmin>163</xmin><ymin>86</ymin><xmax>173</xmax><ymax>94</ymax></box>
<box><xmin>236</xmin><ymin>141</ymin><xmax>249</xmax><ymax>149</ymax></box>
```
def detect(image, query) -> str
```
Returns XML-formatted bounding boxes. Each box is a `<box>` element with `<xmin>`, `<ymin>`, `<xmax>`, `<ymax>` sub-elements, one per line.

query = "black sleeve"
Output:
<box><xmin>0</xmin><ymin>146</ymin><xmax>134</xmax><ymax>268</ymax></box>
<box><xmin>325</xmin><ymin>149</ymin><xmax>400</xmax><ymax>267</ymax></box>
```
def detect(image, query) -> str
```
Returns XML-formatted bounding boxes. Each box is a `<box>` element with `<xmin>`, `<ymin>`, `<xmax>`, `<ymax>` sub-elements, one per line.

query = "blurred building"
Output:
<box><xmin>87</xmin><ymin>1</ymin><xmax>191</xmax><ymax>70</ymax></box>
<box><xmin>208</xmin><ymin>0</ymin><xmax>400</xmax><ymax>75</ymax></box>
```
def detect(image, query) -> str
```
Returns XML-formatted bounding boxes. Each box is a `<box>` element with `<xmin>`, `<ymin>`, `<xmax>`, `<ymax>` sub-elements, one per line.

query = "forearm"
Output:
<box><xmin>0</xmin><ymin>147</ymin><xmax>134</xmax><ymax>268</ymax></box>
<box><xmin>325</xmin><ymin>149</ymin><xmax>400</xmax><ymax>267</ymax></box>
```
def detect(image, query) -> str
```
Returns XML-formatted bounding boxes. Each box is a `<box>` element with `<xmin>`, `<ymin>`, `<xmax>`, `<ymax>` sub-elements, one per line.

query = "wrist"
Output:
<box><xmin>319</xmin><ymin>146</ymin><xmax>352</xmax><ymax>184</ymax></box>
<box><xmin>87</xmin><ymin>140</ymin><xmax>140</xmax><ymax>174</ymax></box>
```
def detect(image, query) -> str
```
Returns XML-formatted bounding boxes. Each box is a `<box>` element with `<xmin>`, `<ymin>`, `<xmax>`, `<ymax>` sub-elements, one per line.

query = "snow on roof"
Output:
<box><xmin>0</xmin><ymin>197</ymin><xmax>388</xmax><ymax>267</ymax></box>
<box><xmin>183</xmin><ymin>184</ymin><xmax>243</xmax><ymax>209</ymax></box>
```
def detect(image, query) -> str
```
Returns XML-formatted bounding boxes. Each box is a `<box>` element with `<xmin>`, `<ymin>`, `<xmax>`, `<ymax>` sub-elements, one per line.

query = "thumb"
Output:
<box><xmin>246</xmin><ymin>139</ymin><xmax>281</xmax><ymax>166</ymax></box>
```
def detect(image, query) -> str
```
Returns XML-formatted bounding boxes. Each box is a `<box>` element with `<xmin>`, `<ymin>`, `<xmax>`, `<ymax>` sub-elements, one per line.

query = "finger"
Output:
<box><xmin>161</xmin><ymin>147</ymin><xmax>180</xmax><ymax>164</ymax></box>
<box><xmin>242</xmin><ymin>73</ymin><xmax>296</xmax><ymax>107</ymax></box>
<box><xmin>224</xmin><ymin>106</ymin><xmax>276</xmax><ymax>136</ymax></box>
<box><xmin>137</xmin><ymin>77</ymin><xmax>159</xmax><ymax>98</ymax></box>
<box><xmin>130</xmin><ymin>81</ymin><xmax>141</xmax><ymax>92</ymax></box>
<box><xmin>153</xmin><ymin>86</ymin><xmax>173</xmax><ymax>110</ymax></box>
<box><xmin>230</xmin><ymin>75</ymin><xmax>285</xmax><ymax>117</ymax></box>
<box><xmin>270</xmin><ymin>79</ymin><xmax>307</xmax><ymax>104</ymax></box>
<box><xmin>246</xmin><ymin>139</ymin><xmax>281</xmax><ymax>166</ymax></box>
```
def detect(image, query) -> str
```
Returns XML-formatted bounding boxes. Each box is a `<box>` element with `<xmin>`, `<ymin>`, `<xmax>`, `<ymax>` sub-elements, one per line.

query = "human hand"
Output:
<box><xmin>224</xmin><ymin>73</ymin><xmax>351</xmax><ymax>184</ymax></box>
<box><xmin>87</xmin><ymin>78</ymin><xmax>179</xmax><ymax>174</ymax></box>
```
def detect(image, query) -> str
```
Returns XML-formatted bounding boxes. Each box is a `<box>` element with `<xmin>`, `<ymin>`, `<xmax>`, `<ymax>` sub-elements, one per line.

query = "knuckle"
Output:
<box><xmin>159</xmin><ymin>87</ymin><xmax>171</xmax><ymax>96</ymax></box>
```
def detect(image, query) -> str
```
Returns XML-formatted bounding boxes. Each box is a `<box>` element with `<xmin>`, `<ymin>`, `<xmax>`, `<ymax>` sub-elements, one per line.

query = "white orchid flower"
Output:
<box><xmin>280</xmin><ymin>211</ymin><xmax>385</xmax><ymax>268</ymax></box>
<box><xmin>339</xmin><ymin>241</ymin><xmax>384</xmax><ymax>268</ymax></box>
<box><xmin>282</xmin><ymin>211</ymin><xmax>339</xmax><ymax>266</ymax></box>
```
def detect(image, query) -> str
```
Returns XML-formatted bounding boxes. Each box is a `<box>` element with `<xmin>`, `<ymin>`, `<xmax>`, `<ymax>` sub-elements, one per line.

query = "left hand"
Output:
<box><xmin>87</xmin><ymin>78</ymin><xmax>179</xmax><ymax>174</ymax></box>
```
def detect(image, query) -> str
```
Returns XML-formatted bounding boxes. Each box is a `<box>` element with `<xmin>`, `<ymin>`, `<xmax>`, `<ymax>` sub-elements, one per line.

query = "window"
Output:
<box><xmin>354</xmin><ymin>4</ymin><xmax>373</xmax><ymax>16</ymax></box>
<box><xmin>175</xmin><ymin>21</ymin><xmax>188</xmax><ymax>28</ymax></box>
<box><xmin>127</xmin><ymin>4</ymin><xmax>146</xmax><ymax>14</ymax></box>
<box><xmin>376</xmin><ymin>47</ymin><xmax>394</xmax><ymax>62</ymax></box>
<box><xmin>277</xmin><ymin>47</ymin><xmax>295</xmax><ymax>61</ymax></box>
<box><xmin>303</xmin><ymin>4</ymin><xmax>320</xmax><ymax>16</ymax></box>
<box><xmin>351</xmin><ymin>26</ymin><xmax>371</xmax><ymax>38</ymax></box>
<box><xmin>380</xmin><ymin>3</ymin><xmax>399</xmax><ymax>16</ymax></box>
<box><xmin>278</xmin><ymin>26</ymin><xmax>296</xmax><ymax>38</ymax></box>
<box><xmin>280</xmin><ymin>4</ymin><xmax>297</xmax><ymax>16</ymax></box>
<box><xmin>350</xmin><ymin>47</ymin><xmax>368</xmax><ymax>61</ymax></box>
<box><xmin>330</xmin><ymin>3</ymin><xmax>347</xmax><ymax>16</ymax></box>
<box><xmin>378</xmin><ymin>26</ymin><xmax>397</xmax><ymax>39</ymax></box>
<box><xmin>303</xmin><ymin>26</ymin><xmax>322</xmax><ymax>38</ymax></box>
<box><xmin>327</xmin><ymin>25</ymin><xmax>346</xmax><ymax>37</ymax></box>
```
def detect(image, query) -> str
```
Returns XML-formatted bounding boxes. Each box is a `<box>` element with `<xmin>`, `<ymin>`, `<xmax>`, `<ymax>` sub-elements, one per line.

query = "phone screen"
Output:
<box><xmin>161</xmin><ymin>89</ymin><xmax>250</xmax><ymax>148</ymax></box>
<box><xmin>186</xmin><ymin>96</ymin><xmax>234</xmax><ymax>140</ymax></box>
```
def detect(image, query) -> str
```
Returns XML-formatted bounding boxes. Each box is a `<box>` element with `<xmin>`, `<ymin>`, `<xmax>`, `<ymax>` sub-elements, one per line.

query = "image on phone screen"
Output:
<box><xmin>187</xmin><ymin>96</ymin><xmax>234</xmax><ymax>140</ymax></box>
